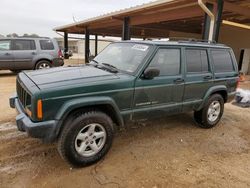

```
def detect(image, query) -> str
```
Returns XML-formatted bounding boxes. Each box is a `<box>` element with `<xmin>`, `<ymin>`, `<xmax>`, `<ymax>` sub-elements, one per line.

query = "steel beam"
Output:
<box><xmin>213</xmin><ymin>0</ymin><xmax>224</xmax><ymax>42</ymax></box>
<box><xmin>95</xmin><ymin>34</ymin><xmax>98</xmax><ymax>56</ymax></box>
<box><xmin>122</xmin><ymin>17</ymin><xmax>130</xmax><ymax>40</ymax></box>
<box><xmin>85</xmin><ymin>28</ymin><xmax>90</xmax><ymax>63</ymax></box>
<box><xmin>64</xmin><ymin>32</ymin><xmax>69</xmax><ymax>59</ymax></box>
<box><xmin>202</xmin><ymin>3</ymin><xmax>214</xmax><ymax>41</ymax></box>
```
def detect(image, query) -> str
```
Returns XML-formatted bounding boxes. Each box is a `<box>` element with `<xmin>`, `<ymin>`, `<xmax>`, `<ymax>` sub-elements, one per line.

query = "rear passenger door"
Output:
<box><xmin>13</xmin><ymin>39</ymin><xmax>36</xmax><ymax>70</ymax></box>
<box><xmin>133</xmin><ymin>47</ymin><xmax>184</xmax><ymax>119</ymax></box>
<box><xmin>0</xmin><ymin>39</ymin><xmax>14</xmax><ymax>69</ymax></box>
<box><xmin>183</xmin><ymin>48</ymin><xmax>213</xmax><ymax>111</ymax></box>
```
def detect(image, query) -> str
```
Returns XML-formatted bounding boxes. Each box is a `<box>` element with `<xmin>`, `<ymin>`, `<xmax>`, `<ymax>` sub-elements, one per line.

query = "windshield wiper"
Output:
<box><xmin>101</xmin><ymin>63</ymin><xmax>119</xmax><ymax>73</ymax></box>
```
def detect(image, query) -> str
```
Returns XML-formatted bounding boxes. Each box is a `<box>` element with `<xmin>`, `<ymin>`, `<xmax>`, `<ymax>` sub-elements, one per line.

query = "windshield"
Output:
<box><xmin>93</xmin><ymin>43</ymin><xmax>151</xmax><ymax>74</ymax></box>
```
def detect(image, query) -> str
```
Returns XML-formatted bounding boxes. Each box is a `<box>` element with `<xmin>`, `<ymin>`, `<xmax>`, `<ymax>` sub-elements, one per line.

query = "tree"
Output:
<box><xmin>6</xmin><ymin>33</ymin><xmax>19</xmax><ymax>37</ymax></box>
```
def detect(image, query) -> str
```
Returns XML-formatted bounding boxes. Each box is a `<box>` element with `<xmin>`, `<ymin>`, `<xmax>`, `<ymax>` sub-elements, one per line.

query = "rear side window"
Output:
<box><xmin>14</xmin><ymin>40</ymin><xmax>36</xmax><ymax>50</ymax></box>
<box><xmin>40</xmin><ymin>40</ymin><xmax>54</xmax><ymax>50</ymax></box>
<box><xmin>186</xmin><ymin>49</ymin><xmax>209</xmax><ymax>73</ymax></box>
<box><xmin>0</xmin><ymin>40</ymin><xmax>11</xmax><ymax>50</ymax></box>
<box><xmin>149</xmin><ymin>48</ymin><xmax>180</xmax><ymax>76</ymax></box>
<box><xmin>211</xmin><ymin>50</ymin><xmax>234</xmax><ymax>72</ymax></box>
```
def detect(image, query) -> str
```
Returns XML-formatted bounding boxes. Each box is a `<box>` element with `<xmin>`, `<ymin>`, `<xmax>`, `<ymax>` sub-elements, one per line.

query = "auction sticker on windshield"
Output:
<box><xmin>132</xmin><ymin>44</ymin><xmax>149</xmax><ymax>51</ymax></box>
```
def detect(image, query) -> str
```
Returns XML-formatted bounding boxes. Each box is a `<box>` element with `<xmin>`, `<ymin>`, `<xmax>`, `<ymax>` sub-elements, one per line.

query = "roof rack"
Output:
<box><xmin>167</xmin><ymin>37</ymin><xmax>217</xmax><ymax>44</ymax></box>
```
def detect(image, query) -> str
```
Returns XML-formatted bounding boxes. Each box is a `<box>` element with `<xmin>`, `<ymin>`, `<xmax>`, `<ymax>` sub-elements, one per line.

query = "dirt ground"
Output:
<box><xmin>1</xmin><ymin>63</ymin><xmax>250</xmax><ymax>188</ymax></box>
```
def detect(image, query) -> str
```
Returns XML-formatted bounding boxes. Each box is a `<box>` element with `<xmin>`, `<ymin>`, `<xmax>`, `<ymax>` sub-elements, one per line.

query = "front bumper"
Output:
<box><xmin>9</xmin><ymin>95</ymin><xmax>58</xmax><ymax>143</ymax></box>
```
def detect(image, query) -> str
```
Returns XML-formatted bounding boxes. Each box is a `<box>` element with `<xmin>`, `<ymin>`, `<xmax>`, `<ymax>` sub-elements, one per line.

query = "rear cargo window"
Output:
<box><xmin>39</xmin><ymin>40</ymin><xmax>54</xmax><ymax>50</ymax></box>
<box><xmin>211</xmin><ymin>50</ymin><xmax>234</xmax><ymax>72</ymax></box>
<box><xmin>14</xmin><ymin>40</ymin><xmax>36</xmax><ymax>50</ymax></box>
<box><xmin>186</xmin><ymin>49</ymin><xmax>209</xmax><ymax>73</ymax></box>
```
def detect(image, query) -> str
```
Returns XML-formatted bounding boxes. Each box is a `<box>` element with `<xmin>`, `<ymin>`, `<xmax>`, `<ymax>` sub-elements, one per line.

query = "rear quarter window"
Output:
<box><xmin>39</xmin><ymin>40</ymin><xmax>54</xmax><ymax>50</ymax></box>
<box><xmin>211</xmin><ymin>50</ymin><xmax>234</xmax><ymax>73</ymax></box>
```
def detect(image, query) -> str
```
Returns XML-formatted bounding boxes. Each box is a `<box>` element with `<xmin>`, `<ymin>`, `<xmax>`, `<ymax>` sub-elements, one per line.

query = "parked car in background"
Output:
<box><xmin>0</xmin><ymin>37</ymin><xmax>64</xmax><ymax>72</ymax></box>
<box><xmin>10</xmin><ymin>40</ymin><xmax>238</xmax><ymax>167</ymax></box>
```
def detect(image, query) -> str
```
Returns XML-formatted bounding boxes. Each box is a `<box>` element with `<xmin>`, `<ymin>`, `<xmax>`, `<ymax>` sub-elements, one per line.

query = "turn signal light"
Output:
<box><xmin>37</xmin><ymin>99</ymin><xmax>43</xmax><ymax>119</ymax></box>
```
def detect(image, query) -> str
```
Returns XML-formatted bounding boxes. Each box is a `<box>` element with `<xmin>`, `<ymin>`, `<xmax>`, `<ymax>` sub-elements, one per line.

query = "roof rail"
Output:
<box><xmin>167</xmin><ymin>37</ymin><xmax>217</xmax><ymax>44</ymax></box>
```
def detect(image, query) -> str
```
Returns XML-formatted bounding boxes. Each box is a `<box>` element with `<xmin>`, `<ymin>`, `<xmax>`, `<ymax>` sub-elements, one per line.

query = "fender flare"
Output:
<box><xmin>197</xmin><ymin>85</ymin><xmax>227</xmax><ymax>111</ymax></box>
<box><xmin>55</xmin><ymin>96</ymin><xmax>124</xmax><ymax>128</ymax></box>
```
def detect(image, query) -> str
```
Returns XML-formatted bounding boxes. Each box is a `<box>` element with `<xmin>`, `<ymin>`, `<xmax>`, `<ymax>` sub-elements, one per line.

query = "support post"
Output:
<box><xmin>64</xmin><ymin>32</ymin><xmax>69</xmax><ymax>59</ymax></box>
<box><xmin>85</xmin><ymin>28</ymin><xmax>90</xmax><ymax>63</ymax></box>
<box><xmin>122</xmin><ymin>17</ymin><xmax>130</xmax><ymax>40</ymax></box>
<box><xmin>213</xmin><ymin>0</ymin><xmax>224</xmax><ymax>42</ymax></box>
<box><xmin>202</xmin><ymin>3</ymin><xmax>214</xmax><ymax>41</ymax></box>
<box><xmin>95</xmin><ymin>34</ymin><xmax>98</xmax><ymax>56</ymax></box>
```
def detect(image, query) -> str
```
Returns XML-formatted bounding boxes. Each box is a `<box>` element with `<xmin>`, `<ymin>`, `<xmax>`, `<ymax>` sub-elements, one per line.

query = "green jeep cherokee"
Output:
<box><xmin>10</xmin><ymin>41</ymin><xmax>238</xmax><ymax>166</ymax></box>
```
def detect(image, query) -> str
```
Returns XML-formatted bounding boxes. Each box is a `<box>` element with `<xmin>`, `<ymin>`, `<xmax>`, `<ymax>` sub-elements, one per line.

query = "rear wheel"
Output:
<box><xmin>58</xmin><ymin>111</ymin><xmax>114</xmax><ymax>167</ymax></box>
<box><xmin>35</xmin><ymin>60</ymin><xmax>51</xmax><ymax>69</ymax></box>
<box><xmin>194</xmin><ymin>94</ymin><xmax>224</xmax><ymax>129</ymax></box>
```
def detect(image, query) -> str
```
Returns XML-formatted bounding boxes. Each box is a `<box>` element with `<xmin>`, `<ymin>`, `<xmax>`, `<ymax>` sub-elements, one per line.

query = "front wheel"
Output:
<box><xmin>194</xmin><ymin>94</ymin><xmax>224</xmax><ymax>129</ymax></box>
<box><xmin>58</xmin><ymin>111</ymin><xmax>114</xmax><ymax>167</ymax></box>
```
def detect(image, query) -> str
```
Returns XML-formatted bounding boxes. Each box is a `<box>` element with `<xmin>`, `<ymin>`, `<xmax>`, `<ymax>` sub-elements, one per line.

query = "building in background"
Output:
<box><xmin>55</xmin><ymin>38</ymin><xmax>114</xmax><ymax>59</ymax></box>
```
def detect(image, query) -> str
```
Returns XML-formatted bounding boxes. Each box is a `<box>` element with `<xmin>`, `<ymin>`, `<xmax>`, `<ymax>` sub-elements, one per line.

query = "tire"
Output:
<box><xmin>194</xmin><ymin>94</ymin><xmax>224</xmax><ymax>129</ymax></box>
<box><xmin>58</xmin><ymin>111</ymin><xmax>114</xmax><ymax>167</ymax></box>
<box><xmin>10</xmin><ymin>70</ymin><xmax>20</xmax><ymax>74</ymax></box>
<box><xmin>35</xmin><ymin>60</ymin><xmax>51</xmax><ymax>70</ymax></box>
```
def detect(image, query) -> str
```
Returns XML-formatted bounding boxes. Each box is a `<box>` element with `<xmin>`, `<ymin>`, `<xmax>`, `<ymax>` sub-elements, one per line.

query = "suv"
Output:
<box><xmin>10</xmin><ymin>41</ymin><xmax>238</xmax><ymax>167</ymax></box>
<box><xmin>0</xmin><ymin>37</ymin><xmax>64</xmax><ymax>72</ymax></box>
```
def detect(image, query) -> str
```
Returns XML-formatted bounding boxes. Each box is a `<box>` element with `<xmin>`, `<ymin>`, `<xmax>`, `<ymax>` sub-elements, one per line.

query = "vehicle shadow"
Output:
<box><xmin>0</xmin><ymin>71</ymin><xmax>17</xmax><ymax>77</ymax></box>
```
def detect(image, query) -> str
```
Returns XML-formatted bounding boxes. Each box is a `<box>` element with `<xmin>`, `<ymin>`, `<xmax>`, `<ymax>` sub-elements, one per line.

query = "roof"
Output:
<box><xmin>54</xmin><ymin>0</ymin><xmax>250</xmax><ymax>38</ymax></box>
<box><xmin>4</xmin><ymin>37</ymin><xmax>51</xmax><ymax>40</ymax></box>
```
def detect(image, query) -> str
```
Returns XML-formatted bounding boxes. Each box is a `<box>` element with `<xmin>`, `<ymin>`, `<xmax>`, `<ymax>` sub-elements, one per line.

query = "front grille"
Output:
<box><xmin>16</xmin><ymin>78</ymin><xmax>31</xmax><ymax>108</ymax></box>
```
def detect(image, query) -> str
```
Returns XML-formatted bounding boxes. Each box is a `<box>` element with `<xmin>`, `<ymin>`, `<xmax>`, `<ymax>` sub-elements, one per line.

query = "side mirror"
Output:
<box><xmin>142</xmin><ymin>68</ymin><xmax>160</xmax><ymax>79</ymax></box>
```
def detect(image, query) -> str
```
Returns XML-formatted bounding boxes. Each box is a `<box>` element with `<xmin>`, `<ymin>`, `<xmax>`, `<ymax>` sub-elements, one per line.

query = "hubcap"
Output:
<box><xmin>207</xmin><ymin>101</ymin><xmax>221</xmax><ymax>122</ymax></box>
<box><xmin>38</xmin><ymin>63</ymin><xmax>50</xmax><ymax>69</ymax></box>
<box><xmin>75</xmin><ymin>123</ymin><xmax>107</xmax><ymax>157</ymax></box>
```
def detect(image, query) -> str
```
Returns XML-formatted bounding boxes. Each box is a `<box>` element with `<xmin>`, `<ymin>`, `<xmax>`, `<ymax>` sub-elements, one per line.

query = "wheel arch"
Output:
<box><xmin>54</xmin><ymin>97</ymin><xmax>124</xmax><ymax>139</ymax></box>
<box><xmin>34</xmin><ymin>58</ymin><xmax>52</xmax><ymax>69</ymax></box>
<box><xmin>197</xmin><ymin>86</ymin><xmax>228</xmax><ymax>111</ymax></box>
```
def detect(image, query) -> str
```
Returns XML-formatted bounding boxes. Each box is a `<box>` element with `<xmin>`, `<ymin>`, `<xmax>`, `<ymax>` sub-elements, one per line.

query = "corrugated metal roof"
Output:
<box><xmin>54</xmin><ymin>0</ymin><xmax>177</xmax><ymax>31</ymax></box>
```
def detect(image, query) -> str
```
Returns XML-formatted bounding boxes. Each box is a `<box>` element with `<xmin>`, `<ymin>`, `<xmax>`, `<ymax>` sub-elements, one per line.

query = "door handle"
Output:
<box><xmin>174</xmin><ymin>78</ymin><xmax>184</xmax><ymax>84</ymax></box>
<box><xmin>31</xmin><ymin>52</ymin><xmax>37</xmax><ymax>55</ymax></box>
<box><xmin>204</xmin><ymin>75</ymin><xmax>212</xmax><ymax>80</ymax></box>
<box><xmin>5</xmin><ymin>52</ymin><xmax>11</xmax><ymax>56</ymax></box>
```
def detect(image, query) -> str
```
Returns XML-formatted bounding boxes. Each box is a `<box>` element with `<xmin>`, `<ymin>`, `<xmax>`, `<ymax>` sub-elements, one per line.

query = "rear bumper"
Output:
<box><xmin>227</xmin><ymin>91</ymin><xmax>236</xmax><ymax>103</ymax></box>
<box><xmin>52</xmin><ymin>58</ymin><xmax>64</xmax><ymax>67</ymax></box>
<box><xmin>9</xmin><ymin>95</ymin><xmax>58</xmax><ymax>143</ymax></box>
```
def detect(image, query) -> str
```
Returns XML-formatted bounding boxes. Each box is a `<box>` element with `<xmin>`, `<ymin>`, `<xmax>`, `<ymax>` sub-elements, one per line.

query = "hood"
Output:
<box><xmin>24</xmin><ymin>65</ymin><xmax>119</xmax><ymax>89</ymax></box>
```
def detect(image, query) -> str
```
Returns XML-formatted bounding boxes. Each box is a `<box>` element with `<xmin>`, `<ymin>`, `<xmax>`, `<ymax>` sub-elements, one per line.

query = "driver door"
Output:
<box><xmin>132</xmin><ymin>47</ymin><xmax>184</xmax><ymax>120</ymax></box>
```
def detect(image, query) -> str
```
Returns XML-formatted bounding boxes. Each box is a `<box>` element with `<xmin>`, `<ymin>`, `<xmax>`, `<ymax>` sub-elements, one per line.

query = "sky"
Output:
<box><xmin>0</xmin><ymin>0</ymin><xmax>154</xmax><ymax>38</ymax></box>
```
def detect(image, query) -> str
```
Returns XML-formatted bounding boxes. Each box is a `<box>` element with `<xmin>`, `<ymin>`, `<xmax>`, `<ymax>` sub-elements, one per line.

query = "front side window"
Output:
<box><xmin>0</xmin><ymin>40</ymin><xmax>11</xmax><ymax>51</ymax></box>
<box><xmin>211</xmin><ymin>50</ymin><xmax>234</xmax><ymax>72</ymax></box>
<box><xmin>93</xmin><ymin>43</ymin><xmax>151</xmax><ymax>73</ymax></box>
<box><xmin>148</xmin><ymin>48</ymin><xmax>180</xmax><ymax>76</ymax></box>
<box><xmin>40</xmin><ymin>40</ymin><xmax>54</xmax><ymax>50</ymax></box>
<box><xmin>14</xmin><ymin>40</ymin><xmax>36</xmax><ymax>50</ymax></box>
<box><xmin>186</xmin><ymin>49</ymin><xmax>209</xmax><ymax>73</ymax></box>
